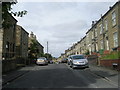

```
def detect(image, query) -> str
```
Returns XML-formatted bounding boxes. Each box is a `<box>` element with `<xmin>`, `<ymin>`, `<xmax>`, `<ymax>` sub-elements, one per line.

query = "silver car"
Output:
<box><xmin>36</xmin><ymin>57</ymin><xmax>48</xmax><ymax>65</ymax></box>
<box><xmin>67</xmin><ymin>55</ymin><xmax>89</xmax><ymax>69</ymax></box>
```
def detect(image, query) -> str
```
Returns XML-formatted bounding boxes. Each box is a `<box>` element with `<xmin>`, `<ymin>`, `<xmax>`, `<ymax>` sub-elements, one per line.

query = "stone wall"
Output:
<box><xmin>2</xmin><ymin>59</ymin><xmax>16</xmax><ymax>73</ymax></box>
<box><xmin>100</xmin><ymin>59</ymin><xmax>120</xmax><ymax>70</ymax></box>
<box><xmin>87</xmin><ymin>55</ymin><xmax>98</xmax><ymax>65</ymax></box>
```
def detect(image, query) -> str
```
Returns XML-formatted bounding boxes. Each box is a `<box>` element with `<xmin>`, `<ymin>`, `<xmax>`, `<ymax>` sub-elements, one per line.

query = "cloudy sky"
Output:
<box><xmin>12</xmin><ymin>1</ymin><xmax>116</xmax><ymax>57</ymax></box>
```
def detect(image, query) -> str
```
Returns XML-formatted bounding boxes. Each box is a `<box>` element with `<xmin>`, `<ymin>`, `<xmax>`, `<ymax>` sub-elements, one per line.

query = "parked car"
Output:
<box><xmin>36</xmin><ymin>57</ymin><xmax>48</xmax><ymax>65</ymax></box>
<box><xmin>61</xmin><ymin>58</ymin><xmax>68</xmax><ymax>63</ymax></box>
<box><xmin>48</xmin><ymin>60</ymin><xmax>53</xmax><ymax>64</ymax></box>
<box><xmin>67</xmin><ymin>55</ymin><xmax>89</xmax><ymax>69</ymax></box>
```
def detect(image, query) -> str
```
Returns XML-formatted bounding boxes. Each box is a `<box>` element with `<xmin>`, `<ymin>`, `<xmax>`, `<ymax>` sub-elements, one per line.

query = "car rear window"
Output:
<box><xmin>38</xmin><ymin>58</ymin><xmax>46</xmax><ymax>60</ymax></box>
<box><xmin>72</xmin><ymin>55</ymin><xmax>85</xmax><ymax>59</ymax></box>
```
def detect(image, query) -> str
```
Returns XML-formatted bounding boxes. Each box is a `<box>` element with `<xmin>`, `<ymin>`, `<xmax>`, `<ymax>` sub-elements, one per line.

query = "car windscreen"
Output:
<box><xmin>72</xmin><ymin>55</ymin><xmax>85</xmax><ymax>59</ymax></box>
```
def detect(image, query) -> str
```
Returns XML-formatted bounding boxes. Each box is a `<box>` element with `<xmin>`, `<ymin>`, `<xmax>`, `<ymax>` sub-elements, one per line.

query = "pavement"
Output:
<box><xmin>89</xmin><ymin>64</ymin><xmax>119</xmax><ymax>87</ymax></box>
<box><xmin>2</xmin><ymin>64</ymin><xmax>119</xmax><ymax>88</ymax></box>
<box><xmin>2</xmin><ymin>64</ymin><xmax>35</xmax><ymax>86</ymax></box>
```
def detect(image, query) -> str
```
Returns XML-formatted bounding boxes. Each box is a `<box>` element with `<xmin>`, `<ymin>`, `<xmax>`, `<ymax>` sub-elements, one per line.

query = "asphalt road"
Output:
<box><xmin>3</xmin><ymin>63</ymin><xmax>118</xmax><ymax>88</ymax></box>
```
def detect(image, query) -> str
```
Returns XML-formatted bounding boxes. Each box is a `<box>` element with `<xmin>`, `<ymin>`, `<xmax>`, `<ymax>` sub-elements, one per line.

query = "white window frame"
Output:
<box><xmin>86</xmin><ymin>34</ymin><xmax>89</xmax><ymax>44</ymax></box>
<box><xmin>101</xmin><ymin>40</ymin><xmax>103</xmax><ymax>49</ymax></box>
<box><xmin>106</xmin><ymin>39</ymin><xmax>109</xmax><ymax>50</ymax></box>
<box><xmin>105</xmin><ymin>19</ymin><xmax>108</xmax><ymax>31</ymax></box>
<box><xmin>92</xmin><ymin>31</ymin><xmax>94</xmax><ymax>39</ymax></box>
<box><xmin>96</xmin><ymin>43</ymin><xmax>98</xmax><ymax>51</ymax></box>
<box><xmin>95</xmin><ymin>28</ymin><xmax>97</xmax><ymax>37</ymax></box>
<box><xmin>112</xmin><ymin>11</ymin><xmax>116</xmax><ymax>26</ymax></box>
<box><xmin>113</xmin><ymin>32</ymin><xmax>118</xmax><ymax>47</ymax></box>
<box><xmin>100</xmin><ymin>24</ymin><xmax>103</xmax><ymax>35</ymax></box>
<box><xmin>92</xmin><ymin>44</ymin><xmax>94</xmax><ymax>52</ymax></box>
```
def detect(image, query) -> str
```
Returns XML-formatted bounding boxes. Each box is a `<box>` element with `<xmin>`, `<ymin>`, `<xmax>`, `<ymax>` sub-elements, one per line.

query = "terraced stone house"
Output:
<box><xmin>16</xmin><ymin>25</ymin><xmax>29</xmax><ymax>65</ymax></box>
<box><xmin>62</xmin><ymin>1</ymin><xmax>120</xmax><ymax>59</ymax></box>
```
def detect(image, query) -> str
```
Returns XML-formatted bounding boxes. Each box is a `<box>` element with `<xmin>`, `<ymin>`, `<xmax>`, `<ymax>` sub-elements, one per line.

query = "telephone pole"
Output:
<box><xmin>47</xmin><ymin>41</ymin><xmax>49</xmax><ymax>60</ymax></box>
<box><xmin>47</xmin><ymin>41</ymin><xmax>48</xmax><ymax>54</ymax></box>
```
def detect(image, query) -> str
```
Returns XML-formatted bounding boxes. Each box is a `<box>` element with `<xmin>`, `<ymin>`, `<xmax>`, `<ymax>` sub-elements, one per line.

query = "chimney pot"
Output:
<box><xmin>109</xmin><ymin>6</ymin><xmax>112</xmax><ymax>9</ymax></box>
<box><xmin>92</xmin><ymin>21</ymin><xmax>95</xmax><ymax>27</ymax></box>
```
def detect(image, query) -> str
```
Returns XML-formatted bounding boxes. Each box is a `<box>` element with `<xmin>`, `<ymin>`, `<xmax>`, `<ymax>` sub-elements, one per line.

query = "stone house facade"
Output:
<box><xmin>93</xmin><ymin>1</ymin><xmax>120</xmax><ymax>53</ymax></box>
<box><xmin>75</xmin><ymin>41</ymin><xmax>81</xmax><ymax>55</ymax></box>
<box><xmin>1</xmin><ymin>12</ymin><xmax>17</xmax><ymax>72</ymax></box>
<box><xmin>29</xmin><ymin>32</ymin><xmax>44</xmax><ymax>58</ymax></box>
<box><xmin>62</xmin><ymin>1</ymin><xmax>120</xmax><ymax>59</ymax></box>
<box><xmin>15</xmin><ymin>25</ymin><xmax>29</xmax><ymax>65</ymax></box>
<box><xmin>80</xmin><ymin>36</ymin><xmax>87</xmax><ymax>54</ymax></box>
<box><xmin>1</xmin><ymin>12</ymin><xmax>17</xmax><ymax>60</ymax></box>
<box><xmin>86</xmin><ymin>29</ymin><xmax>93</xmax><ymax>55</ymax></box>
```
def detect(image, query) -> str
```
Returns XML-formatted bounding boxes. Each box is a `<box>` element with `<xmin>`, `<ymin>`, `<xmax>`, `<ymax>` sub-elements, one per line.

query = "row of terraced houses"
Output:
<box><xmin>59</xmin><ymin>1</ymin><xmax>120</xmax><ymax>68</ymax></box>
<box><xmin>0</xmin><ymin>11</ymin><xmax>44</xmax><ymax>73</ymax></box>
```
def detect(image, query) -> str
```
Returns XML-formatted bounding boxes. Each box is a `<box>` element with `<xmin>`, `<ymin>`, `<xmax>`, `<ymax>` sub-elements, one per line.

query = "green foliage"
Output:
<box><xmin>29</xmin><ymin>40</ymin><xmax>38</xmax><ymax>52</ymax></box>
<box><xmin>99</xmin><ymin>49</ymin><xmax>104</xmax><ymax>55</ymax></box>
<box><xmin>100</xmin><ymin>51</ymin><xmax>120</xmax><ymax>60</ymax></box>
<box><xmin>43</xmin><ymin>53</ymin><xmax>52</xmax><ymax>60</ymax></box>
<box><xmin>11</xmin><ymin>10</ymin><xmax>27</xmax><ymax>17</ymax></box>
<box><xmin>2</xmin><ymin>1</ymin><xmax>27</xmax><ymax>29</ymax></box>
<box><xmin>85</xmin><ymin>50</ymin><xmax>89</xmax><ymax>55</ymax></box>
<box><xmin>28</xmin><ymin>40</ymin><xmax>39</xmax><ymax>59</ymax></box>
<box><xmin>39</xmin><ymin>53</ymin><xmax>52</xmax><ymax>60</ymax></box>
<box><xmin>38</xmin><ymin>53</ymin><xmax>44</xmax><ymax>57</ymax></box>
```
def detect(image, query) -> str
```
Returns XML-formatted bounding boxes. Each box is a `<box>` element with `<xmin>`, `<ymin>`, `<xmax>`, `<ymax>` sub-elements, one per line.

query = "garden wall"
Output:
<box><xmin>100</xmin><ymin>59</ymin><xmax>120</xmax><ymax>70</ymax></box>
<box><xmin>2</xmin><ymin>59</ymin><xmax>17</xmax><ymax>73</ymax></box>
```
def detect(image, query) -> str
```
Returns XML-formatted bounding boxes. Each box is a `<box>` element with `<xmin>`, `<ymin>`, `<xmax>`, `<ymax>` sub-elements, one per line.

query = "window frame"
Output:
<box><xmin>99</xmin><ymin>24</ymin><xmax>103</xmax><ymax>35</ymax></box>
<box><xmin>100</xmin><ymin>39</ymin><xmax>103</xmax><ymax>49</ymax></box>
<box><xmin>113</xmin><ymin>32</ymin><xmax>118</xmax><ymax>47</ymax></box>
<box><xmin>105</xmin><ymin>19</ymin><xmax>108</xmax><ymax>31</ymax></box>
<box><xmin>95</xmin><ymin>28</ymin><xmax>97</xmax><ymax>37</ymax></box>
<box><xmin>112</xmin><ymin>11</ymin><xmax>116</xmax><ymax>27</ymax></box>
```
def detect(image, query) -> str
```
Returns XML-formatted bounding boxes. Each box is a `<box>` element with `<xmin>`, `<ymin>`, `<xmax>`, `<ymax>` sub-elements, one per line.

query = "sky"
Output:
<box><xmin>12</xmin><ymin>1</ymin><xmax>116</xmax><ymax>57</ymax></box>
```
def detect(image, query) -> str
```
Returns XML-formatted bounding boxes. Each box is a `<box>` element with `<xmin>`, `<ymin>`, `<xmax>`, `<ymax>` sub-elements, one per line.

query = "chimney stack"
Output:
<box><xmin>30</xmin><ymin>31</ymin><xmax>34</xmax><ymax>38</ymax></box>
<box><xmin>92</xmin><ymin>21</ymin><xmax>95</xmax><ymax>27</ymax></box>
<box><xmin>109</xmin><ymin>6</ymin><xmax>112</xmax><ymax>9</ymax></box>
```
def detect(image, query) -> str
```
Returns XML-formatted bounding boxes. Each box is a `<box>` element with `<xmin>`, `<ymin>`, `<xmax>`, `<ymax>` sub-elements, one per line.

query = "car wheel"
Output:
<box><xmin>87</xmin><ymin>66</ymin><xmax>89</xmax><ymax>68</ymax></box>
<box><xmin>67</xmin><ymin>62</ymin><xmax>69</xmax><ymax>65</ymax></box>
<box><xmin>72</xmin><ymin>66</ymin><xmax>74</xmax><ymax>69</ymax></box>
<box><xmin>70</xmin><ymin>62</ymin><xmax>72</xmax><ymax>68</ymax></box>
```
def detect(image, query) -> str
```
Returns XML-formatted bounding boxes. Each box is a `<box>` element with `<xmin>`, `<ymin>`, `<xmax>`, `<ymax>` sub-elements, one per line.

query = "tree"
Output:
<box><xmin>44</xmin><ymin>53</ymin><xmax>52</xmax><ymax>60</ymax></box>
<box><xmin>2</xmin><ymin>0</ymin><xmax>27</xmax><ymax>28</ymax></box>
<box><xmin>28</xmin><ymin>39</ymin><xmax>39</xmax><ymax>60</ymax></box>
